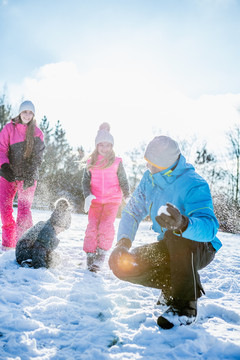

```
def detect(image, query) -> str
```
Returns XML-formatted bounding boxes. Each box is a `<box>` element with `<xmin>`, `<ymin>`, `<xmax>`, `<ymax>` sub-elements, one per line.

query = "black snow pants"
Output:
<box><xmin>115</xmin><ymin>231</ymin><xmax>216</xmax><ymax>302</ymax></box>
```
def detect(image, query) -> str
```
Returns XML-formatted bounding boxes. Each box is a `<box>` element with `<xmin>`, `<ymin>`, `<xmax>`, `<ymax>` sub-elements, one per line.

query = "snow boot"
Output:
<box><xmin>1</xmin><ymin>245</ymin><xmax>13</xmax><ymax>252</ymax></box>
<box><xmin>87</xmin><ymin>253</ymin><xmax>97</xmax><ymax>272</ymax></box>
<box><xmin>21</xmin><ymin>259</ymin><xmax>33</xmax><ymax>268</ymax></box>
<box><xmin>92</xmin><ymin>248</ymin><xmax>106</xmax><ymax>272</ymax></box>
<box><xmin>157</xmin><ymin>300</ymin><xmax>197</xmax><ymax>330</ymax></box>
<box><xmin>86</xmin><ymin>249</ymin><xmax>106</xmax><ymax>272</ymax></box>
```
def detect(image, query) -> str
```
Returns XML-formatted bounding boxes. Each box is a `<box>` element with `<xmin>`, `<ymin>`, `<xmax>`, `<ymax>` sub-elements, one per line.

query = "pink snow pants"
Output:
<box><xmin>0</xmin><ymin>177</ymin><xmax>37</xmax><ymax>248</ymax></box>
<box><xmin>83</xmin><ymin>202</ymin><xmax>120</xmax><ymax>253</ymax></box>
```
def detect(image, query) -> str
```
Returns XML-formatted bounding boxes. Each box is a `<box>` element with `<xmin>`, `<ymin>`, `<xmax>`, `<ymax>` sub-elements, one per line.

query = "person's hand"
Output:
<box><xmin>1</xmin><ymin>163</ymin><xmax>15</xmax><ymax>182</ymax></box>
<box><xmin>108</xmin><ymin>238</ymin><xmax>137</xmax><ymax>275</ymax></box>
<box><xmin>84</xmin><ymin>194</ymin><xmax>96</xmax><ymax>213</ymax></box>
<box><xmin>23</xmin><ymin>178</ymin><xmax>35</xmax><ymax>190</ymax></box>
<box><xmin>155</xmin><ymin>202</ymin><xmax>189</xmax><ymax>233</ymax></box>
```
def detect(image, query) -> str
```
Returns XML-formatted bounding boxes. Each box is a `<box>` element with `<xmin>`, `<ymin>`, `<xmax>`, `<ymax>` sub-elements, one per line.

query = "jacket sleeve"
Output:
<box><xmin>32</xmin><ymin>242</ymin><xmax>49</xmax><ymax>268</ymax></box>
<box><xmin>117</xmin><ymin>161</ymin><xmax>130</xmax><ymax>198</ymax></box>
<box><xmin>0</xmin><ymin>124</ymin><xmax>10</xmax><ymax>167</ymax></box>
<box><xmin>117</xmin><ymin>173</ymin><xmax>149</xmax><ymax>243</ymax></box>
<box><xmin>16</xmin><ymin>241</ymin><xmax>32</xmax><ymax>265</ymax></box>
<box><xmin>36</xmin><ymin>222</ymin><xmax>60</xmax><ymax>251</ymax></box>
<box><xmin>15</xmin><ymin>222</ymin><xmax>45</xmax><ymax>264</ymax></box>
<box><xmin>31</xmin><ymin>222</ymin><xmax>60</xmax><ymax>268</ymax></box>
<box><xmin>82</xmin><ymin>167</ymin><xmax>91</xmax><ymax>199</ymax></box>
<box><xmin>181</xmin><ymin>181</ymin><xmax>219</xmax><ymax>242</ymax></box>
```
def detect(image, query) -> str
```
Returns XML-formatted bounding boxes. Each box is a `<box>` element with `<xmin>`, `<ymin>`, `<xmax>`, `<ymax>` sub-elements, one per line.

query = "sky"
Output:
<box><xmin>0</xmin><ymin>209</ymin><xmax>240</xmax><ymax>359</ymax></box>
<box><xmin>1</xmin><ymin>0</ymin><xmax>240</xmax><ymax>157</ymax></box>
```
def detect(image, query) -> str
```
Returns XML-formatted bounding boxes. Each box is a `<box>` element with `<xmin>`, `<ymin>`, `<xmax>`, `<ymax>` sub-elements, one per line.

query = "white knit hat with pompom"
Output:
<box><xmin>50</xmin><ymin>198</ymin><xmax>71</xmax><ymax>230</ymax></box>
<box><xmin>95</xmin><ymin>122</ymin><xmax>114</xmax><ymax>146</ymax></box>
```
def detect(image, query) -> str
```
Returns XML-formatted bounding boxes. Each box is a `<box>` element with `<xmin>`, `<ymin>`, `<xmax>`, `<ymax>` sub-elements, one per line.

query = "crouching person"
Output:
<box><xmin>108</xmin><ymin>136</ymin><xmax>222</xmax><ymax>330</ymax></box>
<box><xmin>16</xmin><ymin>198</ymin><xmax>71</xmax><ymax>269</ymax></box>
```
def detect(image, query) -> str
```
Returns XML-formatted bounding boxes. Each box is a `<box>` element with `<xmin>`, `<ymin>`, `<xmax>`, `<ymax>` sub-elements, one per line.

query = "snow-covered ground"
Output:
<box><xmin>0</xmin><ymin>209</ymin><xmax>240</xmax><ymax>360</ymax></box>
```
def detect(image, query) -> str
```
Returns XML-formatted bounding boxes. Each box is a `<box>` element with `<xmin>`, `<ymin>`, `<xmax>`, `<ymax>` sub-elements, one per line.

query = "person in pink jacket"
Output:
<box><xmin>0</xmin><ymin>100</ymin><xmax>45</xmax><ymax>250</ymax></box>
<box><xmin>82</xmin><ymin>122</ymin><xmax>130</xmax><ymax>272</ymax></box>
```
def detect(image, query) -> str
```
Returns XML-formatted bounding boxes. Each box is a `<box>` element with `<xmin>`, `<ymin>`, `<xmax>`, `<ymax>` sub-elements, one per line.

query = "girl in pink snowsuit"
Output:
<box><xmin>0</xmin><ymin>100</ymin><xmax>45</xmax><ymax>250</ymax></box>
<box><xmin>82</xmin><ymin>122</ymin><xmax>130</xmax><ymax>272</ymax></box>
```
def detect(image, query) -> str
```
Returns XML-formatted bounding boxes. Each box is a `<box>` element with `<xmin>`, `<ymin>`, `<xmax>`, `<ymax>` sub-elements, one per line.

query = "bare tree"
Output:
<box><xmin>124</xmin><ymin>142</ymin><xmax>147</xmax><ymax>193</ymax></box>
<box><xmin>227</xmin><ymin>122</ymin><xmax>240</xmax><ymax>204</ymax></box>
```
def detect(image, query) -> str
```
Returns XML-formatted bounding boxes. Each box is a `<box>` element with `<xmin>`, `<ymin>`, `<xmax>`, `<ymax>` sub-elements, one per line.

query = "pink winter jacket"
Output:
<box><xmin>89</xmin><ymin>156</ymin><xmax>123</xmax><ymax>204</ymax></box>
<box><xmin>0</xmin><ymin>119</ymin><xmax>45</xmax><ymax>181</ymax></box>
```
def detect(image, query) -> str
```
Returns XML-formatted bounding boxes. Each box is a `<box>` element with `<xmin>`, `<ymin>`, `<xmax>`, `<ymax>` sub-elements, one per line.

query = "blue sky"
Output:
<box><xmin>1</xmin><ymin>0</ymin><xmax>240</xmax><ymax>156</ymax></box>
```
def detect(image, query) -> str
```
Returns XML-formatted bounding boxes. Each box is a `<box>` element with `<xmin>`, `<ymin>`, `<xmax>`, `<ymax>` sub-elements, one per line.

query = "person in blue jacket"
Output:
<box><xmin>108</xmin><ymin>135</ymin><xmax>222</xmax><ymax>330</ymax></box>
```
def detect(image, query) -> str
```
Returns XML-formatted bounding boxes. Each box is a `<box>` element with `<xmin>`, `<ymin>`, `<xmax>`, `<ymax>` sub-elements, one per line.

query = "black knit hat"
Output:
<box><xmin>50</xmin><ymin>198</ymin><xmax>71</xmax><ymax>230</ymax></box>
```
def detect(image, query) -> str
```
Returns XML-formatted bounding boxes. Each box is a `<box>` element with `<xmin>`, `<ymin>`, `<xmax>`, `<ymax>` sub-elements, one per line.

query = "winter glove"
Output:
<box><xmin>108</xmin><ymin>238</ymin><xmax>139</xmax><ymax>275</ymax></box>
<box><xmin>1</xmin><ymin>163</ymin><xmax>15</xmax><ymax>182</ymax></box>
<box><xmin>155</xmin><ymin>202</ymin><xmax>189</xmax><ymax>234</ymax></box>
<box><xmin>23</xmin><ymin>178</ymin><xmax>35</xmax><ymax>190</ymax></box>
<box><xmin>84</xmin><ymin>194</ymin><xmax>96</xmax><ymax>213</ymax></box>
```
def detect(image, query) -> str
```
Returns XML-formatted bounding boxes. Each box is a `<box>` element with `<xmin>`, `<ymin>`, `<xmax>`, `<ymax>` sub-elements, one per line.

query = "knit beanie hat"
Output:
<box><xmin>19</xmin><ymin>100</ymin><xmax>35</xmax><ymax>115</ymax></box>
<box><xmin>95</xmin><ymin>122</ymin><xmax>114</xmax><ymax>146</ymax></box>
<box><xmin>144</xmin><ymin>135</ymin><xmax>180</xmax><ymax>169</ymax></box>
<box><xmin>50</xmin><ymin>198</ymin><xmax>71</xmax><ymax>230</ymax></box>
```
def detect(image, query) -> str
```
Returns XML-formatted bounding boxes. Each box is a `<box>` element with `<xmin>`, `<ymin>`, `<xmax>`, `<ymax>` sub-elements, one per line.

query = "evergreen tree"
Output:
<box><xmin>36</xmin><ymin>117</ymin><xmax>85</xmax><ymax>212</ymax></box>
<box><xmin>0</xmin><ymin>94</ymin><xmax>11</xmax><ymax>131</ymax></box>
<box><xmin>38</xmin><ymin>116</ymin><xmax>54</xmax><ymax>176</ymax></box>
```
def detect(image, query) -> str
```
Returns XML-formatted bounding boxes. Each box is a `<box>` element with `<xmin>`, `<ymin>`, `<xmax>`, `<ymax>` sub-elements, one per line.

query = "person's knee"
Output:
<box><xmin>109</xmin><ymin>256</ymin><xmax>145</xmax><ymax>279</ymax></box>
<box><xmin>111</xmin><ymin>267</ymin><xmax>133</xmax><ymax>281</ymax></box>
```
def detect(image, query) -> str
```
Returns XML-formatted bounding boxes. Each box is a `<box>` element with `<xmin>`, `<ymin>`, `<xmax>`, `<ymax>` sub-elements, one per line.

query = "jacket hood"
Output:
<box><xmin>150</xmin><ymin>154</ymin><xmax>195</xmax><ymax>188</ymax></box>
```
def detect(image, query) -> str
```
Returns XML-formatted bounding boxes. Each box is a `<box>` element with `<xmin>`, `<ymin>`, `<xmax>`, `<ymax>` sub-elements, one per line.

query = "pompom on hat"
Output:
<box><xmin>144</xmin><ymin>135</ymin><xmax>180</xmax><ymax>169</ymax></box>
<box><xmin>50</xmin><ymin>198</ymin><xmax>71</xmax><ymax>230</ymax></box>
<box><xmin>95</xmin><ymin>122</ymin><xmax>114</xmax><ymax>146</ymax></box>
<box><xmin>19</xmin><ymin>100</ymin><xmax>35</xmax><ymax>115</ymax></box>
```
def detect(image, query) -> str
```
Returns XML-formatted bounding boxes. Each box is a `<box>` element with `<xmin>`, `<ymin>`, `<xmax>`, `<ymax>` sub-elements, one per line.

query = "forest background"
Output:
<box><xmin>0</xmin><ymin>92</ymin><xmax>239</xmax><ymax>234</ymax></box>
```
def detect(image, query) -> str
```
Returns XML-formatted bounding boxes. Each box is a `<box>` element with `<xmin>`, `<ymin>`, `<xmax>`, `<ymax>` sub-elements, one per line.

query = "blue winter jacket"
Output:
<box><xmin>117</xmin><ymin>154</ymin><xmax>222</xmax><ymax>252</ymax></box>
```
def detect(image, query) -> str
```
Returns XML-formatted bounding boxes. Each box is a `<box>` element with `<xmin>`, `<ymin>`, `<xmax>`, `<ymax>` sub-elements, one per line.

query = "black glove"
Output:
<box><xmin>23</xmin><ymin>178</ymin><xmax>35</xmax><ymax>190</ymax></box>
<box><xmin>155</xmin><ymin>202</ymin><xmax>189</xmax><ymax>234</ymax></box>
<box><xmin>1</xmin><ymin>163</ymin><xmax>15</xmax><ymax>182</ymax></box>
<box><xmin>108</xmin><ymin>238</ymin><xmax>132</xmax><ymax>272</ymax></box>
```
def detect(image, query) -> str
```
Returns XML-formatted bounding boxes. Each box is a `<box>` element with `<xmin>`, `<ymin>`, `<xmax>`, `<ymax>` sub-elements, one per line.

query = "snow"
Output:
<box><xmin>157</xmin><ymin>205</ymin><xmax>169</xmax><ymax>216</ymax></box>
<box><xmin>0</xmin><ymin>209</ymin><xmax>240</xmax><ymax>360</ymax></box>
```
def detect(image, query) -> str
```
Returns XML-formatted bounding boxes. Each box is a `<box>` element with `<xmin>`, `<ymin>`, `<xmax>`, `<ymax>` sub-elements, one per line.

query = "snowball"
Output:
<box><xmin>157</xmin><ymin>205</ymin><xmax>170</xmax><ymax>216</ymax></box>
